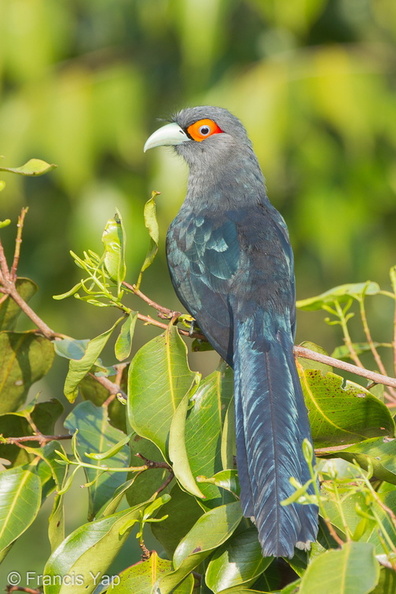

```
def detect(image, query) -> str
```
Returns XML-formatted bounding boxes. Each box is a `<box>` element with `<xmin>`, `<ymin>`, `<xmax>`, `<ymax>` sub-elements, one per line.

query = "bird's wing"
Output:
<box><xmin>166</xmin><ymin>213</ymin><xmax>241</xmax><ymax>363</ymax></box>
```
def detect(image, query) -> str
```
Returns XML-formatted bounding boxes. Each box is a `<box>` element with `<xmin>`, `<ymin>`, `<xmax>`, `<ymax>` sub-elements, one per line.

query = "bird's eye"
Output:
<box><xmin>199</xmin><ymin>125</ymin><xmax>210</xmax><ymax>136</ymax></box>
<box><xmin>186</xmin><ymin>118</ymin><xmax>223</xmax><ymax>142</ymax></box>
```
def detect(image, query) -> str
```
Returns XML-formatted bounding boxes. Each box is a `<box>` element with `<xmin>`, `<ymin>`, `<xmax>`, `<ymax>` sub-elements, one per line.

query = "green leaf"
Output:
<box><xmin>169</xmin><ymin>386</ymin><xmax>205</xmax><ymax>499</ymax></box>
<box><xmin>104</xmin><ymin>551</ymin><xmax>194</xmax><ymax>594</ymax></box>
<box><xmin>151</xmin><ymin>484</ymin><xmax>204</xmax><ymax>557</ymax></box>
<box><xmin>63</xmin><ymin>318</ymin><xmax>123</xmax><ymax>401</ymax></box>
<box><xmin>53</xmin><ymin>338</ymin><xmax>90</xmax><ymax>360</ymax></box>
<box><xmin>0</xmin><ymin>158</ymin><xmax>57</xmax><ymax>176</ymax></box>
<box><xmin>136</xmin><ymin>191</ymin><xmax>160</xmax><ymax>289</ymax></box>
<box><xmin>115</xmin><ymin>312</ymin><xmax>138</xmax><ymax>361</ymax></box>
<box><xmin>197</xmin><ymin>469</ymin><xmax>240</xmax><ymax>497</ymax></box>
<box><xmin>331</xmin><ymin>342</ymin><xmax>383</xmax><ymax>360</ymax></box>
<box><xmin>370</xmin><ymin>567</ymin><xmax>396</xmax><ymax>594</ymax></box>
<box><xmin>0</xmin><ymin>278</ymin><xmax>37</xmax><ymax>331</ymax></box>
<box><xmin>205</xmin><ymin>529</ymin><xmax>272</xmax><ymax>593</ymax></box>
<box><xmin>156</xmin><ymin>501</ymin><xmax>243</xmax><ymax>594</ymax></box>
<box><xmin>171</xmin><ymin>366</ymin><xmax>234</xmax><ymax>504</ymax></box>
<box><xmin>0</xmin><ymin>182</ymin><xmax>6</xmax><ymax>193</ymax></box>
<box><xmin>221</xmin><ymin>396</ymin><xmax>236</xmax><ymax>471</ymax></box>
<box><xmin>322</xmin><ymin>437</ymin><xmax>396</xmax><ymax>484</ymax></box>
<box><xmin>102</xmin><ymin>210</ymin><xmax>126</xmax><ymax>288</ymax></box>
<box><xmin>43</xmin><ymin>501</ymin><xmax>150</xmax><ymax>594</ymax></box>
<box><xmin>0</xmin><ymin>467</ymin><xmax>41</xmax><ymax>560</ymax></box>
<box><xmin>299</xmin><ymin>542</ymin><xmax>379</xmax><ymax>593</ymax></box>
<box><xmin>297</xmin><ymin>281</ymin><xmax>380</xmax><ymax>311</ymax></box>
<box><xmin>0</xmin><ymin>332</ymin><xmax>55</xmax><ymax>413</ymax></box>
<box><xmin>299</xmin><ymin>369</ymin><xmax>395</xmax><ymax>447</ymax></box>
<box><xmin>64</xmin><ymin>401</ymin><xmax>130</xmax><ymax>519</ymax></box>
<box><xmin>128</xmin><ymin>325</ymin><xmax>198</xmax><ymax>457</ymax></box>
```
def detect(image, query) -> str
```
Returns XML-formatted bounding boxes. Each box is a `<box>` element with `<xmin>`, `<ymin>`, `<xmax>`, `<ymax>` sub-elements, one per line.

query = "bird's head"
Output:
<box><xmin>144</xmin><ymin>106</ymin><xmax>253</xmax><ymax>170</ymax></box>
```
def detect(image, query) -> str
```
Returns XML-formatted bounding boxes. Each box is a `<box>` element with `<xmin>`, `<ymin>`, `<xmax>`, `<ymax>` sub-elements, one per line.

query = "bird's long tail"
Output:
<box><xmin>233</xmin><ymin>311</ymin><xmax>318</xmax><ymax>558</ymax></box>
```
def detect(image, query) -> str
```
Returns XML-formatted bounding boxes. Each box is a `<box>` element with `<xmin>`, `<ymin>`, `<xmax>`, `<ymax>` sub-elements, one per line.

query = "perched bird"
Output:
<box><xmin>144</xmin><ymin>106</ymin><xmax>318</xmax><ymax>558</ymax></box>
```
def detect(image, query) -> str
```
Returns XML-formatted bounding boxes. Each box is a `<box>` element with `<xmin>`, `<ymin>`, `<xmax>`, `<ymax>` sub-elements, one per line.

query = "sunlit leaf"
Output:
<box><xmin>297</xmin><ymin>282</ymin><xmax>380</xmax><ymax>311</ymax></box>
<box><xmin>114</xmin><ymin>312</ymin><xmax>138</xmax><ymax>361</ymax></box>
<box><xmin>43</xmin><ymin>501</ymin><xmax>151</xmax><ymax>594</ymax></box>
<box><xmin>299</xmin><ymin>369</ymin><xmax>395</xmax><ymax>447</ymax></box>
<box><xmin>63</xmin><ymin>318</ymin><xmax>123</xmax><ymax>401</ymax></box>
<box><xmin>104</xmin><ymin>551</ymin><xmax>194</xmax><ymax>594</ymax></box>
<box><xmin>321</xmin><ymin>437</ymin><xmax>396</xmax><ymax>484</ymax></box>
<box><xmin>169</xmin><ymin>365</ymin><xmax>234</xmax><ymax>504</ymax></box>
<box><xmin>156</xmin><ymin>501</ymin><xmax>243</xmax><ymax>594</ymax></box>
<box><xmin>136</xmin><ymin>191</ymin><xmax>160</xmax><ymax>289</ymax></box>
<box><xmin>102</xmin><ymin>210</ymin><xmax>126</xmax><ymax>288</ymax></box>
<box><xmin>128</xmin><ymin>325</ymin><xmax>198</xmax><ymax>457</ymax></box>
<box><xmin>0</xmin><ymin>467</ymin><xmax>41</xmax><ymax>561</ymax></box>
<box><xmin>299</xmin><ymin>542</ymin><xmax>379</xmax><ymax>593</ymax></box>
<box><xmin>0</xmin><ymin>158</ymin><xmax>57</xmax><ymax>176</ymax></box>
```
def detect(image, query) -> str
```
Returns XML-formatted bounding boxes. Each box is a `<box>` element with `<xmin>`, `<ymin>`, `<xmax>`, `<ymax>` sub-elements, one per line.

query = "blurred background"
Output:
<box><xmin>0</xmin><ymin>0</ymin><xmax>396</xmax><ymax>581</ymax></box>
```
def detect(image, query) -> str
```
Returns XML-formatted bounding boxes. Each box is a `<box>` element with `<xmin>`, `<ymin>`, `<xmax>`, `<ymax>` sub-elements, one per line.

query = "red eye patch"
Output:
<box><xmin>186</xmin><ymin>118</ymin><xmax>223</xmax><ymax>142</ymax></box>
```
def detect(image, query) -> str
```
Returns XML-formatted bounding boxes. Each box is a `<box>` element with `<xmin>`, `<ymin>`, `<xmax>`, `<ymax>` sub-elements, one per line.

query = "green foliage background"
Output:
<box><xmin>1</xmin><ymin>0</ymin><xmax>396</xmax><ymax>588</ymax></box>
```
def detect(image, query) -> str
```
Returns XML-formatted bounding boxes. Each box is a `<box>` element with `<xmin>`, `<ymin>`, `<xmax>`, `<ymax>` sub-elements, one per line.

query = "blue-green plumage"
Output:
<box><xmin>145</xmin><ymin>106</ymin><xmax>318</xmax><ymax>558</ymax></box>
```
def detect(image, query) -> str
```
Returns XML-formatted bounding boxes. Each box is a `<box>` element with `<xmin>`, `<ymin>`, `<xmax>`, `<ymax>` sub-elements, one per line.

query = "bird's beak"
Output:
<box><xmin>144</xmin><ymin>122</ymin><xmax>190</xmax><ymax>152</ymax></box>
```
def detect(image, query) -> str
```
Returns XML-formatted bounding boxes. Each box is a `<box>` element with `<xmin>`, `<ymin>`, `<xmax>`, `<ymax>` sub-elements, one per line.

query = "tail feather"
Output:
<box><xmin>233</xmin><ymin>311</ymin><xmax>318</xmax><ymax>558</ymax></box>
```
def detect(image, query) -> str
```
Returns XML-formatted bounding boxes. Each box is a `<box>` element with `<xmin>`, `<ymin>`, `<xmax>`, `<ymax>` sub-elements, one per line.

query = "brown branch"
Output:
<box><xmin>4</xmin><ymin>434</ymin><xmax>72</xmax><ymax>446</ymax></box>
<box><xmin>123</xmin><ymin>280</ymin><xmax>178</xmax><ymax>317</ymax></box>
<box><xmin>88</xmin><ymin>372</ymin><xmax>127</xmax><ymax>401</ymax></box>
<box><xmin>135</xmin><ymin>452</ymin><xmax>172</xmax><ymax>470</ymax></box>
<box><xmin>295</xmin><ymin>345</ymin><xmax>396</xmax><ymax>389</ymax></box>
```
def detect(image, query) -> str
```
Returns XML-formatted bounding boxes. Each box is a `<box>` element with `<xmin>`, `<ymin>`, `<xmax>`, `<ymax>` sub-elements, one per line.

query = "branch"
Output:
<box><xmin>123</xmin><ymin>280</ymin><xmax>179</xmax><ymax>318</ymax></box>
<box><xmin>88</xmin><ymin>372</ymin><xmax>127</xmax><ymax>401</ymax></box>
<box><xmin>295</xmin><ymin>345</ymin><xmax>396</xmax><ymax>389</ymax></box>
<box><xmin>3</xmin><ymin>434</ymin><xmax>72</xmax><ymax>446</ymax></box>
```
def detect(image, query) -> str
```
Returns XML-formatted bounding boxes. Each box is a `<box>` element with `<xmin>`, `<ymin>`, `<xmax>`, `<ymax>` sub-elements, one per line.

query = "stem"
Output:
<box><xmin>88</xmin><ymin>372</ymin><xmax>127</xmax><ymax>400</ymax></box>
<box><xmin>359</xmin><ymin>297</ymin><xmax>388</xmax><ymax>376</ymax></box>
<box><xmin>4</xmin><ymin>434</ymin><xmax>71</xmax><ymax>446</ymax></box>
<box><xmin>335</xmin><ymin>301</ymin><xmax>364</xmax><ymax>368</ymax></box>
<box><xmin>124</xmin><ymin>281</ymin><xmax>178</xmax><ymax>317</ymax></box>
<box><xmin>11</xmin><ymin>207</ymin><xmax>29</xmax><ymax>279</ymax></box>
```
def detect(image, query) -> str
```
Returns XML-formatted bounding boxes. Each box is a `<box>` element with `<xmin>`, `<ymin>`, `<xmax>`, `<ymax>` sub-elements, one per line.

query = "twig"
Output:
<box><xmin>322</xmin><ymin>515</ymin><xmax>346</xmax><ymax>549</ymax></box>
<box><xmin>4</xmin><ymin>434</ymin><xmax>72</xmax><ymax>446</ymax></box>
<box><xmin>135</xmin><ymin>452</ymin><xmax>172</xmax><ymax>470</ymax></box>
<box><xmin>154</xmin><ymin>469</ymin><xmax>175</xmax><ymax>495</ymax></box>
<box><xmin>335</xmin><ymin>301</ymin><xmax>364</xmax><ymax>368</ymax></box>
<box><xmin>11</xmin><ymin>207</ymin><xmax>29</xmax><ymax>279</ymax></box>
<box><xmin>88</xmin><ymin>372</ymin><xmax>127</xmax><ymax>401</ymax></box>
<box><xmin>295</xmin><ymin>345</ymin><xmax>396</xmax><ymax>389</ymax></box>
<box><xmin>123</xmin><ymin>281</ymin><xmax>178</xmax><ymax>317</ymax></box>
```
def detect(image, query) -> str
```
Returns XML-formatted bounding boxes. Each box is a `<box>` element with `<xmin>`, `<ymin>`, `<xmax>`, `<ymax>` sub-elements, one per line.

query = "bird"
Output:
<box><xmin>144</xmin><ymin>106</ymin><xmax>318</xmax><ymax>558</ymax></box>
